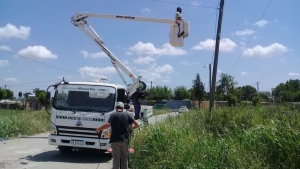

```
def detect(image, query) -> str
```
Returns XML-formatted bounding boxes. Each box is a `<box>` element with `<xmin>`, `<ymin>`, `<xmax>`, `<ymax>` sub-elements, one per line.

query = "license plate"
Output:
<box><xmin>70</xmin><ymin>140</ymin><xmax>84</xmax><ymax>145</ymax></box>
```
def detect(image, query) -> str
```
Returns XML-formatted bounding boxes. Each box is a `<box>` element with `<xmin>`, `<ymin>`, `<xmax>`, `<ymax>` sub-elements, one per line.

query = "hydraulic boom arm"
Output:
<box><xmin>71</xmin><ymin>12</ymin><xmax>179</xmax><ymax>96</ymax></box>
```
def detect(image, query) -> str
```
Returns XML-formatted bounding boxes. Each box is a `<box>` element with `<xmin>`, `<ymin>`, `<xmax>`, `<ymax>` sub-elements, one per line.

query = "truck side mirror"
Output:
<box><xmin>46</xmin><ymin>92</ymin><xmax>51</xmax><ymax>101</ymax></box>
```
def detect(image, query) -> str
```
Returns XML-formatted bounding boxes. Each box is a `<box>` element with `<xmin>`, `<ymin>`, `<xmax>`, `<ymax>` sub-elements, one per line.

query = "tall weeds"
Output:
<box><xmin>0</xmin><ymin>109</ymin><xmax>50</xmax><ymax>138</ymax></box>
<box><xmin>130</xmin><ymin>106</ymin><xmax>300</xmax><ymax>169</ymax></box>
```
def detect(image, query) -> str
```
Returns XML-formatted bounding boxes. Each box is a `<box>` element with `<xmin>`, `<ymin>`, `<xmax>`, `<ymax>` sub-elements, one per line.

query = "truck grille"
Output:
<box><xmin>57</xmin><ymin>126</ymin><xmax>99</xmax><ymax>138</ymax></box>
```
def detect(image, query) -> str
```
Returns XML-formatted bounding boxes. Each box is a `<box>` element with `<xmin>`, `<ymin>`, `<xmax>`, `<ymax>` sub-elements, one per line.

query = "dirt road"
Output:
<box><xmin>0</xmin><ymin>112</ymin><xmax>179</xmax><ymax>169</ymax></box>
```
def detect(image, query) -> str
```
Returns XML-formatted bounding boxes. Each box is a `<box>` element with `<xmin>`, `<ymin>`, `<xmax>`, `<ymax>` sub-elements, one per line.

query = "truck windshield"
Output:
<box><xmin>53</xmin><ymin>84</ymin><xmax>116</xmax><ymax>113</ymax></box>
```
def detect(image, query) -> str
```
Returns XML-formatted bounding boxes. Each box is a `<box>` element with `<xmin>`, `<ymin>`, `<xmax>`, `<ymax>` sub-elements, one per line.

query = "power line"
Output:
<box><xmin>211</xmin><ymin>0</ymin><xmax>220</xmax><ymax>65</ymax></box>
<box><xmin>0</xmin><ymin>49</ymin><xmax>80</xmax><ymax>75</ymax></box>
<box><xmin>153</xmin><ymin>0</ymin><xmax>218</xmax><ymax>9</ymax></box>
<box><xmin>2</xmin><ymin>79</ymin><xmax>59</xmax><ymax>87</ymax></box>
<box><xmin>229</xmin><ymin>0</ymin><xmax>274</xmax><ymax>72</ymax></box>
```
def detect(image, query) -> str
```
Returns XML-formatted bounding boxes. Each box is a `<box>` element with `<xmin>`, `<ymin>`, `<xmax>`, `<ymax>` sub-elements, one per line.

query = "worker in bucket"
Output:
<box><xmin>175</xmin><ymin>7</ymin><xmax>185</xmax><ymax>38</ymax></box>
<box><xmin>95</xmin><ymin>102</ymin><xmax>139</xmax><ymax>169</ymax></box>
<box><xmin>175</xmin><ymin>7</ymin><xmax>183</xmax><ymax>21</ymax></box>
<box><xmin>130</xmin><ymin>90</ymin><xmax>149</xmax><ymax>120</ymax></box>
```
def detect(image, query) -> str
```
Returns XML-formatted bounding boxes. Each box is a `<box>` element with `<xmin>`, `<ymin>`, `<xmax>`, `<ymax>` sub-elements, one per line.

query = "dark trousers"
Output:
<box><xmin>111</xmin><ymin>142</ymin><xmax>129</xmax><ymax>169</ymax></box>
<box><xmin>131</xmin><ymin>99</ymin><xmax>141</xmax><ymax>119</ymax></box>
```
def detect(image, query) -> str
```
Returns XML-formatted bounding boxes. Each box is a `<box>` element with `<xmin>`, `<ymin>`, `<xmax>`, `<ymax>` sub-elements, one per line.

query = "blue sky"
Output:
<box><xmin>0</xmin><ymin>0</ymin><xmax>299</xmax><ymax>98</ymax></box>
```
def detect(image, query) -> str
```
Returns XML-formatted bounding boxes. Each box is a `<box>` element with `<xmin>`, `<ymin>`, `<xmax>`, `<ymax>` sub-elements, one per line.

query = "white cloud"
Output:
<box><xmin>80</xmin><ymin>50</ymin><xmax>107</xmax><ymax>58</ymax></box>
<box><xmin>191</xmin><ymin>1</ymin><xmax>199</xmax><ymax>5</ymax></box>
<box><xmin>181</xmin><ymin>61</ymin><xmax>199</xmax><ymax>65</ymax></box>
<box><xmin>123</xmin><ymin>60</ymin><xmax>129</xmax><ymax>65</ymax></box>
<box><xmin>154</xmin><ymin>64</ymin><xmax>173</xmax><ymax>74</ymax></box>
<box><xmin>0</xmin><ymin>23</ymin><xmax>30</xmax><ymax>40</ymax></box>
<box><xmin>78</xmin><ymin>66</ymin><xmax>116</xmax><ymax>78</ymax></box>
<box><xmin>4</xmin><ymin>77</ymin><xmax>18</xmax><ymax>82</ymax></box>
<box><xmin>241</xmin><ymin>71</ymin><xmax>250</xmax><ymax>76</ymax></box>
<box><xmin>241</xmin><ymin>71</ymin><xmax>257</xmax><ymax>76</ymax></box>
<box><xmin>0</xmin><ymin>60</ymin><xmax>9</xmax><ymax>67</ymax></box>
<box><xmin>192</xmin><ymin>38</ymin><xmax>237</xmax><ymax>52</ymax></box>
<box><xmin>136</xmin><ymin>63</ymin><xmax>173</xmax><ymax>82</ymax></box>
<box><xmin>133</xmin><ymin>56</ymin><xmax>155</xmax><ymax>65</ymax></box>
<box><xmin>254</xmin><ymin>19</ymin><xmax>269</xmax><ymax>27</ymax></box>
<box><xmin>288</xmin><ymin>72</ymin><xmax>300</xmax><ymax>76</ymax></box>
<box><xmin>125</xmin><ymin>52</ymin><xmax>132</xmax><ymax>55</ymax></box>
<box><xmin>128</xmin><ymin>42</ymin><xmax>186</xmax><ymax>56</ymax></box>
<box><xmin>0</xmin><ymin>45</ymin><xmax>12</xmax><ymax>51</ymax></box>
<box><xmin>234</xmin><ymin>29</ymin><xmax>255</xmax><ymax>36</ymax></box>
<box><xmin>242</xmin><ymin>43</ymin><xmax>288</xmax><ymax>58</ymax></box>
<box><xmin>142</xmin><ymin>8</ymin><xmax>150</xmax><ymax>12</ymax></box>
<box><xmin>17</xmin><ymin>46</ymin><xmax>57</xmax><ymax>60</ymax></box>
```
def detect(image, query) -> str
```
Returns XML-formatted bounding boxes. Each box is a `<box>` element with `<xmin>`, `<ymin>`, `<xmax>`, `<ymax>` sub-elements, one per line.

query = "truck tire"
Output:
<box><xmin>58</xmin><ymin>146</ymin><xmax>73</xmax><ymax>153</ymax></box>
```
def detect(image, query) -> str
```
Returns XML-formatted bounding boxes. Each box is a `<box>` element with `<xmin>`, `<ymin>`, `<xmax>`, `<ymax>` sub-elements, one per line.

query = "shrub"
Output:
<box><xmin>129</xmin><ymin>106</ymin><xmax>300</xmax><ymax>169</ymax></box>
<box><xmin>252</xmin><ymin>96</ymin><xmax>260</xmax><ymax>106</ymax></box>
<box><xmin>227</xmin><ymin>94</ymin><xmax>237</xmax><ymax>107</ymax></box>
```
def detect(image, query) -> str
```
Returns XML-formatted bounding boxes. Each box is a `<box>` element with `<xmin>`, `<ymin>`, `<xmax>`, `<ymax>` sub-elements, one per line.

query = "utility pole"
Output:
<box><xmin>150</xmin><ymin>81</ymin><xmax>152</xmax><ymax>103</ymax></box>
<box><xmin>192</xmin><ymin>87</ymin><xmax>195</xmax><ymax>109</ymax></box>
<box><xmin>271</xmin><ymin>87</ymin><xmax>274</xmax><ymax>104</ymax></box>
<box><xmin>209</xmin><ymin>0</ymin><xmax>225</xmax><ymax>113</ymax></box>
<box><xmin>256</xmin><ymin>82</ymin><xmax>260</xmax><ymax>98</ymax></box>
<box><xmin>209</xmin><ymin>63</ymin><xmax>212</xmax><ymax>93</ymax></box>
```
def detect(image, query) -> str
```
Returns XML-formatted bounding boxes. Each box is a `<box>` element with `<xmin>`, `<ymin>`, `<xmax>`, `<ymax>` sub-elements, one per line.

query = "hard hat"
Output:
<box><xmin>177</xmin><ymin>7</ymin><xmax>182</xmax><ymax>12</ymax></box>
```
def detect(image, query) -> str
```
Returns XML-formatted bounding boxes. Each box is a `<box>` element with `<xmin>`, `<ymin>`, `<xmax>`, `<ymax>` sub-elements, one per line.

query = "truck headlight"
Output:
<box><xmin>50</xmin><ymin>121</ymin><xmax>57</xmax><ymax>135</ymax></box>
<box><xmin>101</xmin><ymin>128</ymin><xmax>111</xmax><ymax>138</ymax></box>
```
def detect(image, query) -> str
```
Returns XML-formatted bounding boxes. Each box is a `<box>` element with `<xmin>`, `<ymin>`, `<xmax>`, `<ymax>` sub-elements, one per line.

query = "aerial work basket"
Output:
<box><xmin>170</xmin><ymin>20</ymin><xmax>190</xmax><ymax>47</ymax></box>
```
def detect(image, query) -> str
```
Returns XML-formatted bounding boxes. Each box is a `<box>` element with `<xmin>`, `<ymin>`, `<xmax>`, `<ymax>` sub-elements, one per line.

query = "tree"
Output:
<box><xmin>147</xmin><ymin>86</ymin><xmax>172</xmax><ymax>101</ymax></box>
<box><xmin>5</xmin><ymin>89</ymin><xmax>13</xmax><ymax>99</ymax></box>
<box><xmin>259</xmin><ymin>91</ymin><xmax>271</xmax><ymax>102</ymax></box>
<box><xmin>38</xmin><ymin>91</ymin><xmax>47</xmax><ymax>106</ymax></box>
<box><xmin>192</xmin><ymin>73</ymin><xmax>205</xmax><ymax>107</ymax></box>
<box><xmin>33</xmin><ymin>88</ymin><xmax>42</xmax><ymax>97</ymax></box>
<box><xmin>273</xmin><ymin>79</ymin><xmax>300</xmax><ymax>102</ymax></box>
<box><xmin>0</xmin><ymin>88</ymin><xmax>14</xmax><ymax>100</ymax></box>
<box><xmin>0</xmin><ymin>88</ymin><xmax>7</xmax><ymax>100</ymax></box>
<box><xmin>241</xmin><ymin>85</ymin><xmax>257</xmax><ymax>101</ymax></box>
<box><xmin>173</xmin><ymin>86</ymin><xmax>189</xmax><ymax>100</ymax></box>
<box><xmin>216</xmin><ymin>73</ymin><xmax>238</xmax><ymax>100</ymax></box>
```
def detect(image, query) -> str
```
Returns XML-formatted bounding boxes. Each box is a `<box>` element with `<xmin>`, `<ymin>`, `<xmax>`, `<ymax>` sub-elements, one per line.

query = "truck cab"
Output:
<box><xmin>47</xmin><ymin>80</ymin><xmax>149</xmax><ymax>153</ymax></box>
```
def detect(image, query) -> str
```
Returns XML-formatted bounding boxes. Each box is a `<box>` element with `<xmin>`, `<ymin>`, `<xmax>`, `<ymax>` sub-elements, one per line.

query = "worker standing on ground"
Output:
<box><xmin>95</xmin><ymin>102</ymin><xmax>138</xmax><ymax>169</ymax></box>
<box><xmin>130</xmin><ymin>90</ymin><xmax>149</xmax><ymax>120</ymax></box>
<box><xmin>175</xmin><ymin>7</ymin><xmax>185</xmax><ymax>38</ymax></box>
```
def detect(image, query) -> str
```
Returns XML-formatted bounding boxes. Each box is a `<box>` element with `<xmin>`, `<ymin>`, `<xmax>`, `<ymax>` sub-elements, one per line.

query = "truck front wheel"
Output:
<box><xmin>58</xmin><ymin>146</ymin><xmax>73</xmax><ymax>153</ymax></box>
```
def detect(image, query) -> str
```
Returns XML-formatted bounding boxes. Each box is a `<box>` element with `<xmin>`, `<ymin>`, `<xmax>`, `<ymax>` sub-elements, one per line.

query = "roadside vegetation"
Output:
<box><xmin>130</xmin><ymin>105</ymin><xmax>300</xmax><ymax>169</ymax></box>
<box><xmin>153</xmin><ymin>107</ymin><xmax>172</xmax><ymax>116</ymax></box>
<box><xmin>0</xmin><ymin>109</ymin><xmax>50</xmax><ymax>139</ymax></box>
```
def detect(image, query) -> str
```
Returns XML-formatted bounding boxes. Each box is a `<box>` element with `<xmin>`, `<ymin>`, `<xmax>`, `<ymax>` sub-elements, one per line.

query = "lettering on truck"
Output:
<box><xmin>116</xmin><ymin>15</ymin><xmax>135</xmax><ymax>19</ymax></box>
<box><xmin>56</xmin><ymin>116</ymin><xmax>104</xmax><ymax>121</ymax></box>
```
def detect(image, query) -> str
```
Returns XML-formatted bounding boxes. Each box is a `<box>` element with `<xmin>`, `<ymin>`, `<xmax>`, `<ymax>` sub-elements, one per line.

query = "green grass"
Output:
<box><xmin>153</xmin><ymin>108</ymin><xmax>172</xmax><ymax>116</ymax></box>
<box><xmin>129</xmin><ymin>105</ymin><xmax>300</xmax><ymax>169</ymax></box>
<box><xmin>0</xmin><ymin>109</ymin><xmax>50</xmax><ymax>139</ymax></box>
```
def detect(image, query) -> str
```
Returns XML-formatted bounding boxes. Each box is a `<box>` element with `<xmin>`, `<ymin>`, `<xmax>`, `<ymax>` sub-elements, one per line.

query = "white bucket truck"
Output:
<box><xmin>46</xmin><ymin>12</ymin><xmax>189</xmax><ymax>153</ymax></box>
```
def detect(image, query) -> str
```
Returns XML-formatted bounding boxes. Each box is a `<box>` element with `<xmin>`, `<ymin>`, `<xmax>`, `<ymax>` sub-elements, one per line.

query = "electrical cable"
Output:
<box><xmin>153</xmin><ymin>0</ymin><xmax>218</xmax><ymax>9</ymax></box>
<box><xmin>0</xmin><ymin>49</ymin><xmax>126</xmax><ymax>86</ymax></box>
<box><xmin>211</xmin><ymin>0</ymin><xmax>220</xmax><ymax>65</ymax></box>
<box><xmin>229</xmin><ymin>0</ymin><xmax>274</xmax><ymax>73</ymax></box>
<box><xmin>0</xmin><ymin>49</ymin><xmax>80</xmax><ymax>75</ymax></box>
<box><xmin>3</xmin><ymin>79</ymin><xmax>59</xmax><ymax>87</ymax></box>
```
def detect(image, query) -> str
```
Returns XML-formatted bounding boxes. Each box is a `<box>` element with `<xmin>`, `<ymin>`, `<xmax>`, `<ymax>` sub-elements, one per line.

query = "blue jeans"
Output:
<box><xmin>131</xmin><ymin>99</ymin><xmax>141</xmax><ymax>119</ymax></box>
